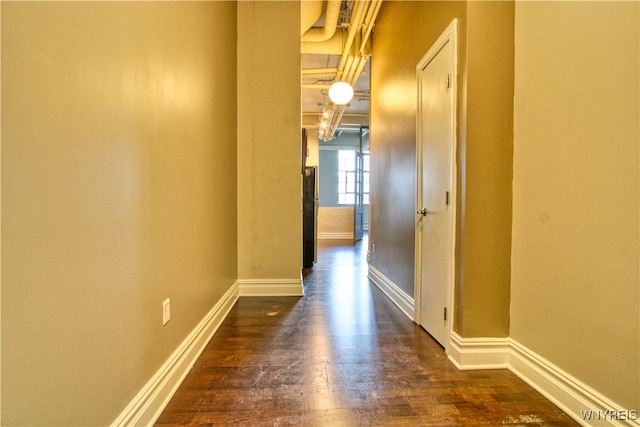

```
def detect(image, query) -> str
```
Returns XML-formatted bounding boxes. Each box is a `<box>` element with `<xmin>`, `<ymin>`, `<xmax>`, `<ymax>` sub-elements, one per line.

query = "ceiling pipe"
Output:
<box><xmin>348</xmin><ymin>55</ymin><xmax>368</xmax><ymax>87</ymax></box>
<box><xmin>302</xmin><ymin>83</ymin><xmax>332</xmax><ymax>90</ymax></box>
<box><xmin>301</xmin><ymin>32</ymin><xmax>345</xmax><ymax>55</ymax></box>
<box><xmin>341</xmin><ymin>40</ymin><xmax>360</xmax><ymax>83</ymax></box>
<box><xmin>300</xmin><ymin>1</ymin><xmax>370</xmax><ymax>58</ymax></box>
<box><xmin>302</xmin><ymin>67</ymin><xmax>338</xmax><ymax>75</ymax></box>
<box><xmin>301</xmin><ymin>0</ymin><xmax>325</xmax><ymax>36</ymax></box>
<box><xmin>301</xmin><ymin>67</ymin><xmax>339</xmax><ymax>78</ymax></box>
<box><xmin>359</xmin><ymin>0</ymin><xmax>382</xmax><ymax>54</ymax></box>
<box><xmin>301</xmin><ymin>0</ymin><xmax>342</xmax><ymax>42</ymax></box>
<box><xmin>302</xmin><ymin>0</ymin><xmax>382</xmax><ymax>141</ymax></box>
<box><xmin>340</xmin><ymin>55</ymin><xmax>356</xmax><ymax>82</ymax></box>
<box><xmin>346</xmin><ymin>37</ymin><xmax>371</xmax><ymax>85</ymax></box>
<box><xmin>337</xmin><ymin>0</ymin><xmax>367</xmax><ymax>74</ymax></box>
<box><xmin>325</xmin><ymin>104</ymin><xmax>347</xmax><ymax>140</ymax></box>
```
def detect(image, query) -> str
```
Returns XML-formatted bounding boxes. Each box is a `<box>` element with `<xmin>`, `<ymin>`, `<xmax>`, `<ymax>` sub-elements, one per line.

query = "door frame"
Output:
<box><xmin>414</xmin><ymin>19</ymin><xmax>458</xmax><ymax>351</ymax></box>
<box><xmin>353</xmin><ymin>126</ymin><xmax>367</xmax><ymax>241</ymax></box>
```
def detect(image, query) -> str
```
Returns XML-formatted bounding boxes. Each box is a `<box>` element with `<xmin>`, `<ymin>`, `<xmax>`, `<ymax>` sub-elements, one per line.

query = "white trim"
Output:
<box><xmin>238</xmin><ymin>278</ymin><xmax>304</xmax><ymax>296</ymax></box>
<box><xmin>509</xmin><ymin>339</ymin><xmax>640</xmax><ymax>427</ymax></box>
<box><xmin>447</xmin><ymin>332</ymin><xmax>510</xmax><ymax>370</ymax></box>
<box><xmin>414</xmin><ymin>18</ymin><xmax>458</xmax><ymax>351</ymax></box>
<box><xmin>368</xmin><ymin>265</ymin><xmax>415</xmax><ymax>321</ymax></box>
<box><xmin>318</xmin><ymin>232</ymin><xmax>354</xmax><ymax>240</ymax></box>
<box><xmin>111</xmin><ymin>281</ymin><xmax>239</xmax><ymax>427</ymax></box>
<box><xmin>446</xmin><ymin>334</ymin><xmax>639</xmax><ymax>427</ymax></box>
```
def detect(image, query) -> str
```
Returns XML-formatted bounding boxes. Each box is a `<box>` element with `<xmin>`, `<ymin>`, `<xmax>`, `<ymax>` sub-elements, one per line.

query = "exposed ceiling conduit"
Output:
<box><xmin>302</xmin><ymin>84</ymin><xmax>331</xmax><ymax>90</ymax></box>
<box><xmin>301</xmin><ymin>0</ymin><xmax>383</xmax><ymax>140</ymax></box>
<box><xmin>302</xmin><ymin>67</ymin><xmax>339</xmax><ymax>77</ymax></box>
<box><xmin>301</xmin><ymin>32</ymin><xmax>345</xmax><ymax>55</ymax></box>
<box><xmin>301</xmin><ymin>0</ymin><xmax>325</xmax><ymax>36</ymax></box>
<box><xmin>359</xmin><ymin>0</ymin><xmax>382</xmax><ymax>54</ymax></box>
<box><xmin>337</xmin><ymin>0</ymin><xmax>367</xmax><ymax>74</ymax></box>
<box><xmin>301</xmin><ymin>0</ymin><xmax>342</xmax><ymax>42</ymax></box>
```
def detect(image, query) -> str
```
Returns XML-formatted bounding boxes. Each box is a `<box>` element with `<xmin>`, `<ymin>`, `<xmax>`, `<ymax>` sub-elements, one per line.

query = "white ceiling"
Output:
<box><xmin>301</xmin><ymin>53</ymin><xmax>370</xmax><ymax>118</ymax></box>
<box><xmin>301</xmin><ymin>1</ymin><xmax>377</xmax><ymax>134</ymax></box>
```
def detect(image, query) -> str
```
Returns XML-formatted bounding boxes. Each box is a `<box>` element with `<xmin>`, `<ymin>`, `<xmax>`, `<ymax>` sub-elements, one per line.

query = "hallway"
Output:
<box><xmin>156</xmin><ymin>238</ymin><xmax>578</xmax><ymax>426</ymax></box>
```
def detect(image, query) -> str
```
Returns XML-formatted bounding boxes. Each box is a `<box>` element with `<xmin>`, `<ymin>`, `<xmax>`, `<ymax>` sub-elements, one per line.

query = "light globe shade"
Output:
<box><xmin>328</xmin><ymin>81</ymin><xmax>354</xmax><ymax>105</ymax></box>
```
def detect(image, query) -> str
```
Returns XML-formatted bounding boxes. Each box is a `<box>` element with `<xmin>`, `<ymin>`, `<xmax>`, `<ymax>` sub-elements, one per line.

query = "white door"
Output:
<box><xmin>416</xmin><ymin>21</ymin><xmax>457</xmax><ymax>348</ymax></box>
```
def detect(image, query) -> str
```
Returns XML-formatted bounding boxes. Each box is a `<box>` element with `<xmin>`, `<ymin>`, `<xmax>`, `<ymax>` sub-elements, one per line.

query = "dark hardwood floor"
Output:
<box><xmin>156</xmin><ymin>237</ymin><xmax>578</xmax><ymax>426</ymax></box>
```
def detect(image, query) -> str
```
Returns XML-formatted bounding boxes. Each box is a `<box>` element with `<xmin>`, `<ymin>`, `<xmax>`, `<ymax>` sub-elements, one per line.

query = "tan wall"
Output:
<box><xmin>370</xmin><ymin>0</ymin><xmax>467</xmax><ymax>300</ymax></box>
<box><xmin>1</xmin><ymin>2</ymin><xmax>238</xmax><ymax>425</ymax></box>
<box><xmin>237</xmin><ymin>1</ymin><xmax>302</xmax><ymax>281</ymax></box>
<box><xmin>318</xmin><ymin>207</ymin><xmax>354</xmax><ymax>237</ymax></box>
<box><xmin>511</xmin><ymin>1</ymin><xmax>639</xmax><ymax>409</ymax></box>
<box><xmin>456</xmin><ymin>1</ymin><xmax>514</xmax><ymax>337</ymax></box>
<box><xmin>371</xmin><ymin>1</ymin><xmax>513</xmax><ymax>337</ymax></box>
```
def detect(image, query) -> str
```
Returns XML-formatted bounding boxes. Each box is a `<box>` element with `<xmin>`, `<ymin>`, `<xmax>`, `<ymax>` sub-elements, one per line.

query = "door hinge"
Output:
<box><xmin>444</xmin><ymin>307</ymin><xmax>447</xmax><ymax>321</ymax></box>
<box><xmin>446</xmin><ymin>74</ymin><xmax>451</xmax><ymax>89</ymax></box>
<box><xmin>445</xmin><ymin>191</ymin><xmax>450</xmax><ymax>205</ymax></box>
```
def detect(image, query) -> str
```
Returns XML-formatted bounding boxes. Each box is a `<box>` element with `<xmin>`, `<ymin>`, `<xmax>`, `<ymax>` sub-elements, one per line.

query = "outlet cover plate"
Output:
<box><xmin>162</xmin><ymin>298</ymin><xmax>170</xmax><ymax>325</ymax></box>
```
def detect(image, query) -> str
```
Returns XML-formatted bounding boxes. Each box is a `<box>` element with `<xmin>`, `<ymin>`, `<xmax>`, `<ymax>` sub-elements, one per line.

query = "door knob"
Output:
<box><xmin>416</xmin><ymin>208</ymin><xmax>428</xmax><ymax>216</ymax></box>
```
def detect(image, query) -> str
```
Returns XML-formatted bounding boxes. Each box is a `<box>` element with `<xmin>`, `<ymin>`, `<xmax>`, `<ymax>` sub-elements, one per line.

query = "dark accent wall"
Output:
<box><xmin>370</xmin><ymin>1</ymin><xmax>514</xmax><ymax>338</ymax></box>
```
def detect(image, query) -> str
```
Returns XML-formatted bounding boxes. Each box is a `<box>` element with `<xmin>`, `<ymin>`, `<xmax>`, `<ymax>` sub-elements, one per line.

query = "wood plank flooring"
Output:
<box><xmin>156</xmin><ymin>238</ymin><xmax>578</xmax><ymax>426</ymax></box>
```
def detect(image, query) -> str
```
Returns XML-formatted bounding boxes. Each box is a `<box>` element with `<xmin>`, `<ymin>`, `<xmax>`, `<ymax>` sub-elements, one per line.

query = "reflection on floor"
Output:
<box><xmin>156</xmin><ymin>237</ymin><xmax>578</xmax><ymax>426</ymax></box>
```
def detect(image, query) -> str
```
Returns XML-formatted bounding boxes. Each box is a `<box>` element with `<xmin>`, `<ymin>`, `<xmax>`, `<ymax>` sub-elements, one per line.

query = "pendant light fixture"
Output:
<box><xmin>328</xmin><ymin>81</ymin><xmax>354</xmax><ymax>105</ymax></box>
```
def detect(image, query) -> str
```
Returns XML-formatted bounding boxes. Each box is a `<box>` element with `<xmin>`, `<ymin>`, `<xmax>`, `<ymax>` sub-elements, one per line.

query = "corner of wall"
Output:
<box><xmin>450</xmin><ymin>334</ymin><xmax>640</xmax><ymax>427</ymax></box>
<box><xmin>368</xmin><ymin>265</ymin><xmax>415</xmax><ymax>321</ymax></box>
<box><xmin>112</xmin><ymin>282</ymin><xmax>239</xmax><ymax>427</ymax></box>
<box><xmin>238</xmin><ymin>276</ymin><xmax>304</xmax><ymax>297</ymax></box>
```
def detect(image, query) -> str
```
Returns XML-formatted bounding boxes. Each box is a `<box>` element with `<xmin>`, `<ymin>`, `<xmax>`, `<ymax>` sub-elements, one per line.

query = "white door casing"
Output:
<box><xmin>415</xmin><ymin>20</ymin><xmax>458</xmax><ymax>350</ymax></box>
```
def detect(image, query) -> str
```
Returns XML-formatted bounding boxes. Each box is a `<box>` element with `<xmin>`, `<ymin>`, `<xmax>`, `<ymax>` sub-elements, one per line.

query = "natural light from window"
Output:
<box><xmin>338</xmin><ymin>150</ymin><xmax>369</xmax><ymax>206</ymax></box>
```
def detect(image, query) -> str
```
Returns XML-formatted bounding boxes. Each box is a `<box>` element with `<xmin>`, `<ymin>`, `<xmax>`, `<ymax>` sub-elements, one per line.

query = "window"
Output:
<box><xmin>338</xmin><ymin>150</ymin><xmax>369</xmax><ymax>206</ymax></box>
<box><xmin>338</xmin><ymin>151</ymin><xmax>355</xmax><ymax>205</ymax></box>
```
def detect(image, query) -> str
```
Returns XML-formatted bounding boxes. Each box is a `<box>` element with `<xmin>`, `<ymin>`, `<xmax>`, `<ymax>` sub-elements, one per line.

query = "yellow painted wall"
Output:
<box><xmin>511</xmin><ymin>1</ymin><xmax>639</xmax><ymax>409</ymax></box>
<box><xmin>237</xmin><ymin>1</ymin><xmax>302</xmax><ymax>282</ymax></box>
<box><xmin>373</xmin><ymin>0</ymin><xmax>639</xmax><ymax>413</ymax></box>
<box><xmin>1</xmin><ymin>2</ymin><xmax>238</xmax><ymax>424</ymax></box>
<box><xmin>370</xmin><ymin>0</ymin><xmax>467</xmax><ymax>302</ymax></box>
<box><xmin>371</xmin><ymin>1</ymin><xmax>513</xmax><ymax>337</ymax></box>
<box><xmin>318</xmin><ymin>207</ymin><xmax>354</xmax><ymax>237</ymax></box>
<box><xmin>456</xmin><ymin>1</ymin><xmax>514</xmax><ymax>337</ymax></box>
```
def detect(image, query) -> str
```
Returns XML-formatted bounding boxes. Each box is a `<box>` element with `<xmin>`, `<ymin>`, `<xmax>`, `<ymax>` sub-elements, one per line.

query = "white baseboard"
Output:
<box><xmin>367</xmin><ymin>265</ymin><xmax>415</xmax><ymax>321</ymax></box>
<box><xmin>509</xmin><ymin>339</ymin><xmax>640</xmax><ymax>427</ymax></box>
<box><xmin>238</xmin><ymin>278</ymin><xmax>304</xmax><ymax>296</ymax></box>
<box><xmin>318</xmin><ymin>232</ymin><xmax>353</xmax><ymax>240</ymax></box>
<box><xmin>447</xmin><ymin>334</ymin><xmax>639</xmax><ymax>427</ymax></box>
<box><xmin>447</xmin><ymin>332</ymin><xmax>510</xmax><ymax>370</ymax></box>
<box><xmin>111</xmin><ymin>281</ymin><xmax>239</xmax><ymax>427</ymax></box>
<box><xmin>110</xmin><ymin>275</ymin><xmax>636</xmax><ymax>427</ymax></box>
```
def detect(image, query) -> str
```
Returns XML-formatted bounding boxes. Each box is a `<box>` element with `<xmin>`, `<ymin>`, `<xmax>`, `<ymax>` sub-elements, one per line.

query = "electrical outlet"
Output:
<box><xmin>162</xmin><ymin>298</ymin><xmax>171</xmax><ymax>326</ymax></box>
